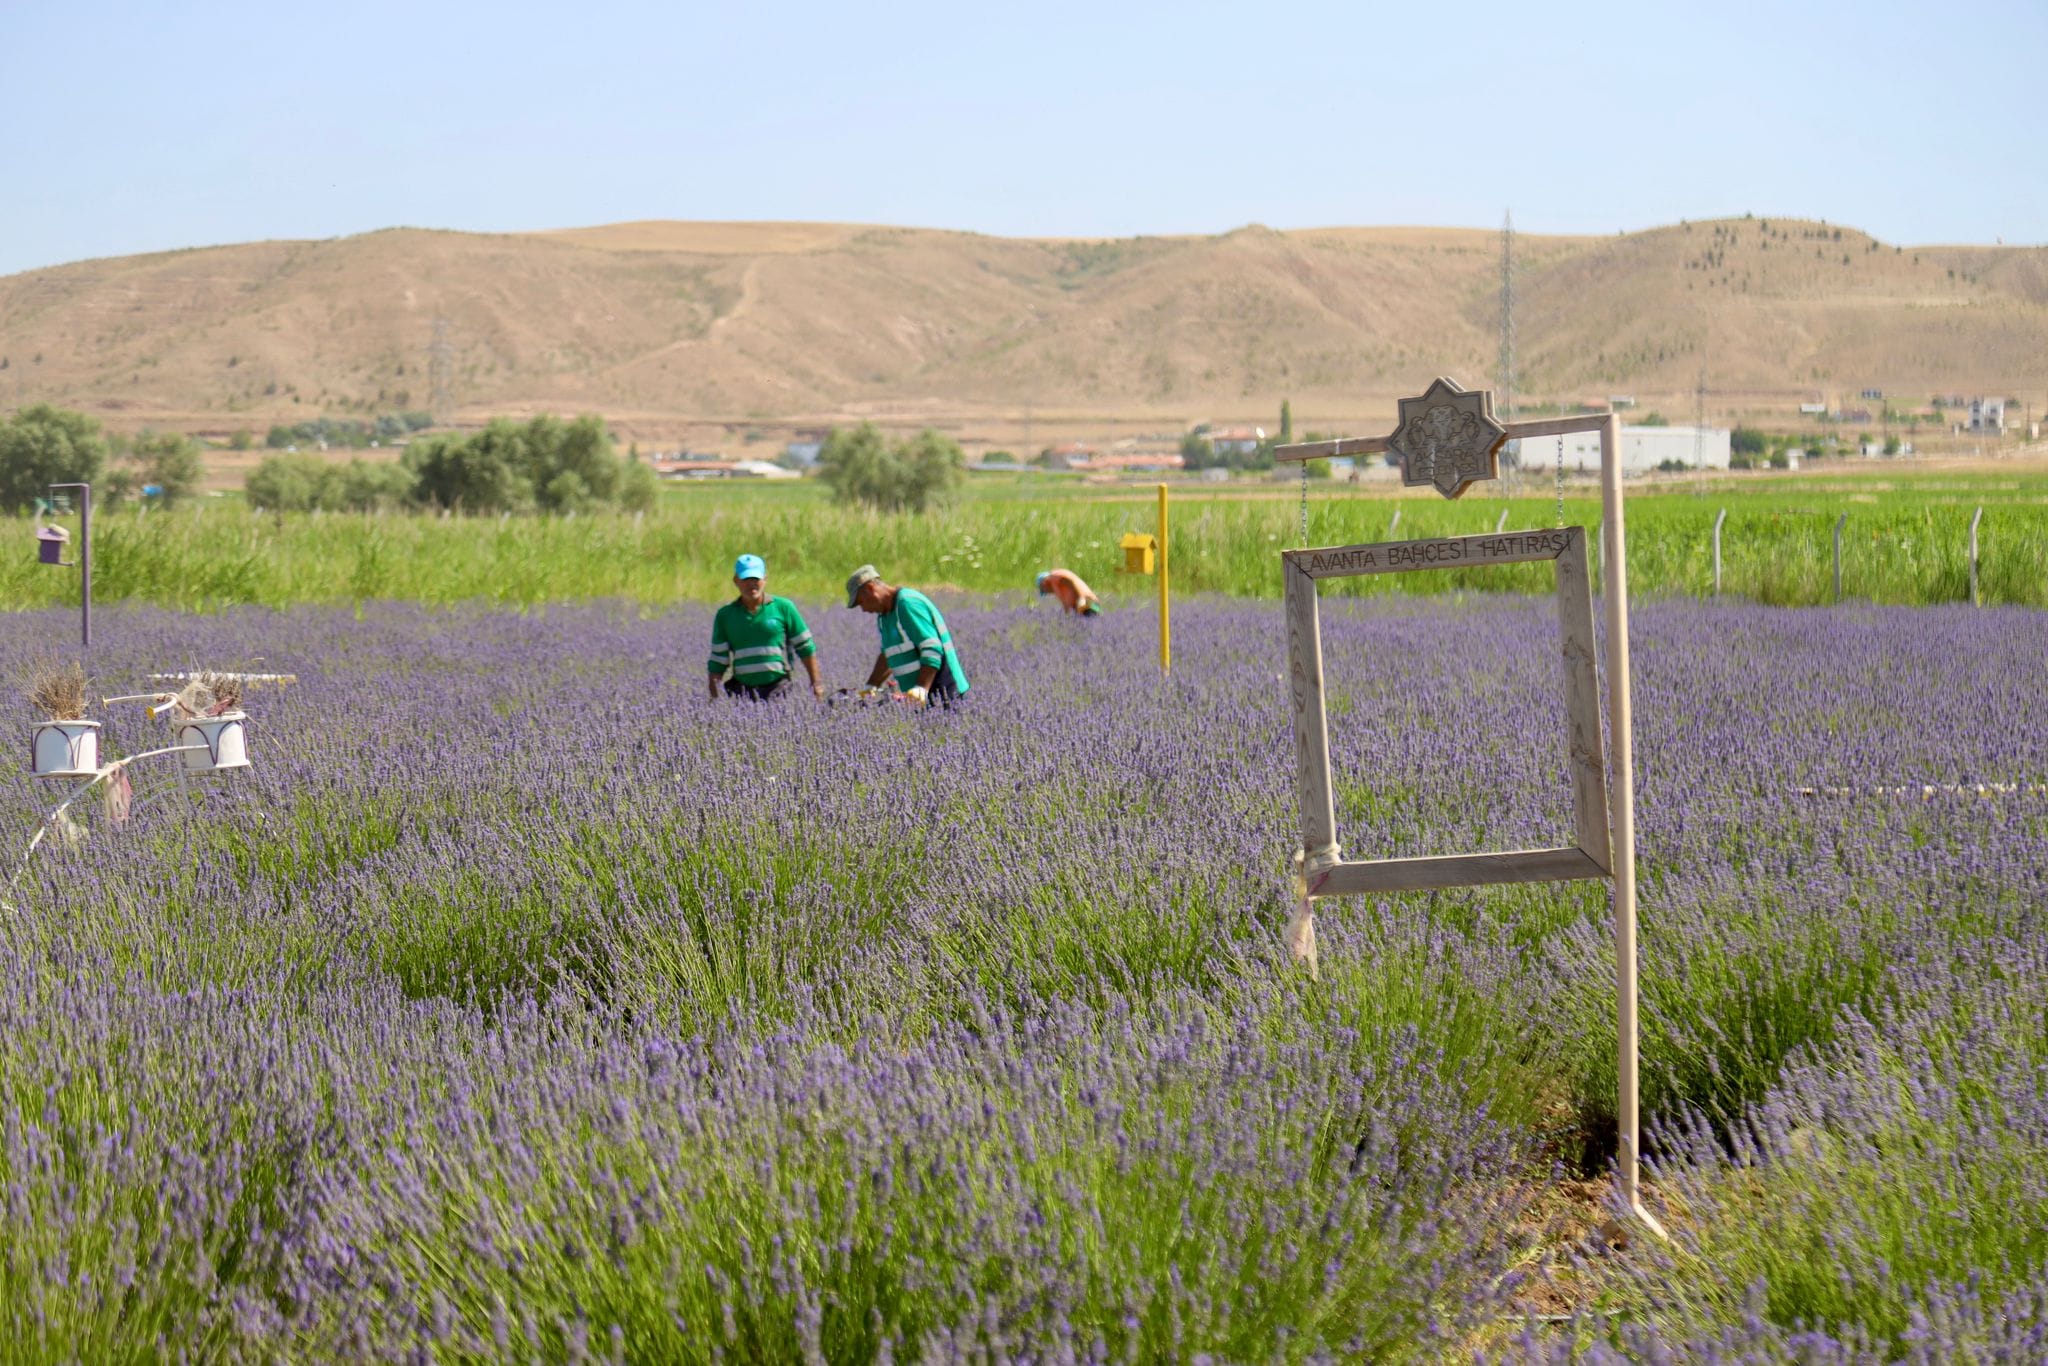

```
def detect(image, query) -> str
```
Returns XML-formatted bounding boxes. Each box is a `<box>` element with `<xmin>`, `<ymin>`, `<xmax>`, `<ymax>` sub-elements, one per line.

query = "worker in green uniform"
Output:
<box><xmin>845</xmin><ymin>564</ymin><xmax>969</xmax><ymax>708</ymax></box>
<box><xmin>707</xmin><ymin>553</ymin><xmax>824</xmax><ymax>701</ymax></box>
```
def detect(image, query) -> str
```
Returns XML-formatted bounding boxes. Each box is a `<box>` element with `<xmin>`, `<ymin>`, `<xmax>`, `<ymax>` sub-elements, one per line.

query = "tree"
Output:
<box><xmin>245</xmin><ymin>454</ymin><xmax>323</xmax><ymax>513</ymax></box>
<box><xmin>1730</xmin><ymin>426</ymin><xmax>1768</xmax><ymax>457</ymax></box>
<box><xmin>897</xmin><ymin>429</ymin><xmax>965</xmax><ymax>509</ymax></box>
<box><xmin>0</xmin><ymin>404</ymin><xmax>107</xmax><ymax>511</ymax></box>
<box><xmin>525</xmin><ymin>414</ymin><xmax>622</xmax><ymax>513</ymax></box>
<box><xmin>127</xmin><ymin>430</ymin><xmax>204</xmax><ymax>505</ymax></box>
<box><xmin>1179</xmin><ymin>431</ymin><xmax>1218</xmax><ymax>469</ymax></box>
<box><xmin>817</xmin><ymin>423</ymin><xmax>963</xmax><ymax>512</ymax></box>
<box><xmin>386</xmin><ymin>413</ymin><xmax>655</xmax><ymax>515</ymax></box>
<box><xmin>403</xmin><ymin>431</ymin><xmax>529</xmax><ymax>513</ymax></box>
<box><xmin>1279</xmin><ymin>399</ymin><xmax>1293</xmax><ymax>443</ymax></box>
<box><xmin>616</xmin><ymin>457</ymin><xmax>659</xmax><ymax>513</ymax></box>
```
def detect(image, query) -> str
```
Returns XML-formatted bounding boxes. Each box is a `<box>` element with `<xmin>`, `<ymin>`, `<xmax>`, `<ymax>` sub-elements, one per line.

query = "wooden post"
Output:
<box><xmin>1157</xmin><ymin>483</ymin><xmax>1171</xmax><ymax>674</ymax></box>
<box><xmin>1712</xmin><ymin>507</ymin><xmax>1727</xmax><ymax>597</ymax></box>
<box><xmin>1555</xmin><ymin>529</ymin><xmax>1610</xmax><ymax>871</ymax></box>
<box><xmin>1283</xmin><ymin>557</ymin><xmax>1338</xmax><ymax>875</ymax></box>
<box><xmin>79</xmin><ymin>485</ymin><xmax>90</xmax><ymax>650</ymax></box>
<box><xmin>1969</xmin><ymin>506</ymin><xmax>1983</xmax><ymax>607</ymax></box>
<box><xmin>50</xmin><ymin>482</ymin><xmax>91</xmax><ymax>648</ymax></box>
<box><xmin>1599</xmin><ymin>414</ymin><xmax>1661</xmax><ymax>1237</ymax></box>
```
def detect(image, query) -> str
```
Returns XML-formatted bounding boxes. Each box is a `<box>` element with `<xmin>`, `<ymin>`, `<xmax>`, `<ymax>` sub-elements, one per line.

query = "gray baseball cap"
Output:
<box><xmin>845</xmin><ymin>564</ymin><xmax>880</xmax><ymax>608</ymax></box>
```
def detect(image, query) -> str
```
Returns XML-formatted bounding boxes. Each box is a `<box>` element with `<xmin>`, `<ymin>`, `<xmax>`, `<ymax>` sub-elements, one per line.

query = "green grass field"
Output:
<box><xmin>5</xmin><ymin>467</ymin><xmax>2044</xmax><ymax>611</ymax></box>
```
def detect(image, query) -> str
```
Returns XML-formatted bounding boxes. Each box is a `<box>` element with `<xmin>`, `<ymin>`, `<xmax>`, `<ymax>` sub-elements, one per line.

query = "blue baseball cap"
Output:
<box><xmin>734</xmin><ymin>553</ymin><xmax>766</xmax><ymax>580</ymax></box>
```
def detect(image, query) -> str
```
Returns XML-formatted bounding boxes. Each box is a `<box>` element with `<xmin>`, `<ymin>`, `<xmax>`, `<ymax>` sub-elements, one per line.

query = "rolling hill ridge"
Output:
<box><xmin>0</xmin><ymin>218</ymin><xmax>2041</xmax><ymax>439</ymax></box>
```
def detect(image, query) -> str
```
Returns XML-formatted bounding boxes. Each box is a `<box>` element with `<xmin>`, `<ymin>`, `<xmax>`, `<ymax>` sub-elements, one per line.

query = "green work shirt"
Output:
<box><xmin>877</xmin><ymin>588</ymin><xmax>968</xmax><ymax>695</ymax></box>
<box><xmin>707</xmin><ymin>596</ymin><xmax>815</xmax><ymax>684</ymax></box>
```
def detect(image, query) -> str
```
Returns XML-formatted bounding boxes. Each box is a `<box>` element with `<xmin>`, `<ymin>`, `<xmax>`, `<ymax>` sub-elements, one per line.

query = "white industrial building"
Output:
<box><xmin>1516</xmin><ymin>425</ymin><xmax>1731</xmax><ymax>475</ymax></box>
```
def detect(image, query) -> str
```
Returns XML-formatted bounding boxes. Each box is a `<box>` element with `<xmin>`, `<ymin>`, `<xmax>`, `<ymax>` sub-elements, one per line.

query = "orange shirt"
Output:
<box><xmin>1042</xmin><ymin>569</ymin><xmax>1098</xmax><ymax>614</ymax></box>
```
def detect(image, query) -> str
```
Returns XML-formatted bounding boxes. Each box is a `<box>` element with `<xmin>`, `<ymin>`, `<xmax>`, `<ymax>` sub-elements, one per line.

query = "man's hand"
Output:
<box><xmin>903</xmin><ymin>684</ymin><xmax>929</xmax><ymax>708</ymax></box>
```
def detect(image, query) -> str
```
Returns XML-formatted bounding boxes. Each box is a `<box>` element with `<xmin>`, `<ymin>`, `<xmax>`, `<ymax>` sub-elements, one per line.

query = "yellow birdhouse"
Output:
<box><xmin>1118</xmin><ymin>532</ymin><xmax>1157</xmax><ymax>575</ymax></box>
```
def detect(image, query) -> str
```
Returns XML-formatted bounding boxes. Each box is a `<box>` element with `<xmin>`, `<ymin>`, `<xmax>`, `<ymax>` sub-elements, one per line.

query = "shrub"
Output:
<box><xmin>246</xmin><ymin>454</ymin><xmax>412</xmax><ymax>513</ymax></box>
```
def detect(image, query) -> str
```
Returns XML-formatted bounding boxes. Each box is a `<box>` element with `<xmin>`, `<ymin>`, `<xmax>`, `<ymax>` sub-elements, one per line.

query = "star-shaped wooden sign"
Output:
<box><xmin>1387</xmin><ymin>377</ymin><xmax>1508</xmax><ymax>499</ymax></box>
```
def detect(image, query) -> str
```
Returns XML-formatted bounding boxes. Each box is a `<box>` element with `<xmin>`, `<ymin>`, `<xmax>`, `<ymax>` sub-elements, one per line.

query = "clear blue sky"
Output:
<box><xmin>3</xmin><ymin>0</ymin><xmax>2042</xmax><ymax>278</ymax></box>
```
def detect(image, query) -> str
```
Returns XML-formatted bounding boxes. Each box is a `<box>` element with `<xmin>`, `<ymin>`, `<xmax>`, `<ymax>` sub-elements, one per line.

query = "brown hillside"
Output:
<box><xmin>0</xmin><ymin>218</ymin><xmax>2041</xmax><ymax>444</ymax></box>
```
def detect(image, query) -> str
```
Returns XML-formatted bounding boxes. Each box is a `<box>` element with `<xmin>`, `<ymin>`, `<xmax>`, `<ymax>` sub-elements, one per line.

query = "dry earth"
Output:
<box><xmin>1</xmin><ymin>217</ymin><xmax>2043</xmax><ymax>452</ymax></box>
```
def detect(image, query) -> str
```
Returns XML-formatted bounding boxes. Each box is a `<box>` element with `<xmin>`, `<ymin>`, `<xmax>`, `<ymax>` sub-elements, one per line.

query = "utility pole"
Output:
<box><xmin>1694</xmin><ymin>368</ymin><xmax>1707</xmax><ymax>492</ymax></box>
<box><xmin>1498</xmin><ymin>210</ymin><xmax>1517</xmax><ymax>488</ymax></box>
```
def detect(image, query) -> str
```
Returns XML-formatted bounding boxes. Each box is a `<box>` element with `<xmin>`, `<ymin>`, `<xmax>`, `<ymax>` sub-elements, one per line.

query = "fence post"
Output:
<box><xmin>1157</xmin><ymin>482</ymin><xmax>1171</xmax><ymax>674</ymax></box>
<box><xmin>1969</xmin><ymin>505</ymin><xmax>1983</xmax><ymax>607</ymax></box>
<box><xmin>1833</xmin><ymin>512</ymin><xmax>1847</xmax><ymax>603</ymax></box>
<box><xmin>1712</xmin><ymin>507</ymin><xmax>1727</xmax><ymax>597</ymax></box>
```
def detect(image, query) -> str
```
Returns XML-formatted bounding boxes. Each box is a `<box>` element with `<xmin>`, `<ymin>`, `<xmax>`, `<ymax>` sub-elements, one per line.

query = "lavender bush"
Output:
<box><xmin>0</xmin><ymin>595</ymin><xmax>2041</xmax><ymax>1359</ymax></box>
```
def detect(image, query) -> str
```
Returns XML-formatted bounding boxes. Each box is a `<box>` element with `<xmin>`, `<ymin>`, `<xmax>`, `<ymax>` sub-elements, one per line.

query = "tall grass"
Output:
<box><xmin>2</xmin><ymin>472</ymin><xmax>2044</xmax><ymax>610</ymax></box>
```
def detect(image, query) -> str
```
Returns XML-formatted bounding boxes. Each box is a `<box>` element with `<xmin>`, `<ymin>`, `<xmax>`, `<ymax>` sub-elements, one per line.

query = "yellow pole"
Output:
<box><xmin>1158</xmin><ymin>482</ymin><xmax>1171</xmax><ymax>673</ymax></box>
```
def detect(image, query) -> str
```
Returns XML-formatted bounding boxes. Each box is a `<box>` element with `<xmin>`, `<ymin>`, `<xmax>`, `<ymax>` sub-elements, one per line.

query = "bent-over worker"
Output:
<box><xmin>1035</xmin><ymin>568</ymin><xmax>1102</xmax><ymax>616</ymax></box>
<box><xmin>707</xmin><ymin>553</ymin><xmax>824</xmax><ymax>701</ymax></box>
<box><xmin>846</xmin><ymin>564</ymin><xmax>969</xmax><ymax>708</ymax></box>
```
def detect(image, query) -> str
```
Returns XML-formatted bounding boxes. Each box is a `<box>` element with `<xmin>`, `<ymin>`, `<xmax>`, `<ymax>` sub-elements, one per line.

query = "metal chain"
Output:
<box><xmin>1299</xmin><ymin>457</ymin><xmax>1310</xmax><ymax>546</ymax></box>
<box><xmin>1554</xmin><ymin>435</ymin><xmax>1566</xmax><ymax>527</ymax></box>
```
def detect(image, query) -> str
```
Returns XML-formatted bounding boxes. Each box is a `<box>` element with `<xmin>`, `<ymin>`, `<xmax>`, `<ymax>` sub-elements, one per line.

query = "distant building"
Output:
<box><xmin>1083</xmin><ymin>452</ymin><xmax>1186</xmax><ymax>473</ymax></box>
<box><xmin>652</xmin><ymin>458</ymin><xmax>734</xmax><ymax>480</ymax></box>
<box><xmin>1542</xmin><ymin>425</ymin><xmax>1733</xmax><ymax>474</ymax></box>
<box><xmin>1970</xmin><ymin>397</ymin><xmax>2006</xmax><ymax>434</ymax></box>
<box><xmin>783</xmin><ymin>440</ymin><xmax>823</xmax><ymax>467</ymax></box>
<box><xmin>1042</xmin><ymin>442</ymin><xmax>1095</xmax><ymax>470</ymax></box>
<box><xmin>1208</xmin><ymin>426</ymin><xmax>1266</xmax><ymax>457</ymax></box>
<box><xmin>1799</xmin><ymin>402</ymin><xmax>1828</xmax><ymax>416</ymax></box>
<box><xmin>729</xmin><ymin>460</ymin><xmax>800</xmax><ymax>479</ymax></box>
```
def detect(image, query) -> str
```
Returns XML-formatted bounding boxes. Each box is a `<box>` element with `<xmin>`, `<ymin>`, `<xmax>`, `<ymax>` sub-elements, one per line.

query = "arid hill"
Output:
<box><xmin>0</xmin><ymin>217</ymin><xmax>2041</xmax><ymax>445</ymax></box>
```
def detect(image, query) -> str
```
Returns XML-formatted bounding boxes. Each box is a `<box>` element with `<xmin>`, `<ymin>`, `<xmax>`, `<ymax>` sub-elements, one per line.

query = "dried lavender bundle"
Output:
<box><xmin>23</xmin><ymin>658</ymin><xmax>88</xmax><ymax>720</ymax></box>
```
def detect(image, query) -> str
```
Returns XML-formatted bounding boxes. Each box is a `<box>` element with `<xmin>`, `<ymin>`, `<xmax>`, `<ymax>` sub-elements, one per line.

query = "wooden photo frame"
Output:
<box><xmin>1282</xmin><ymin>525</ymin><xmax>1610</xmax><ymax>895</ymax></box>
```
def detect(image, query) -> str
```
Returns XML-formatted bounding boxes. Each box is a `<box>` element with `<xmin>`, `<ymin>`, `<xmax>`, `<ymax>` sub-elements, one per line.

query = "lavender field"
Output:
<box><xmin>2</xmin><ymin>596</ymin><xmax>2044</xmax><ymax>1361</ymax></box>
